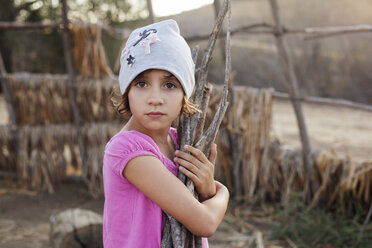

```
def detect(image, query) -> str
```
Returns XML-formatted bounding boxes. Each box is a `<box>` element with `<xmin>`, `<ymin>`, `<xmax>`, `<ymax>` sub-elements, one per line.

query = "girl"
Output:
<box><xmin>103</xmin><ymin>19</ymin><xmax>229</xmax><ymax>247</ymax></box>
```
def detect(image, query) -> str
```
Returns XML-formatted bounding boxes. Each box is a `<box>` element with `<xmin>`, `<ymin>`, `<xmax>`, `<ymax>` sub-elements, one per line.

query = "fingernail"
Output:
<box><xmin>184</xmin><ymin>145</ymin><xmax>189</xmax><ymax>149</ymax></box>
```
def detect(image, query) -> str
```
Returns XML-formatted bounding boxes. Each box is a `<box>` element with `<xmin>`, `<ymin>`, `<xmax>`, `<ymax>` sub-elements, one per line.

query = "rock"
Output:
<box><xmin>50</xmin><ymin>208</ymin><xmax>103</xmax><ymax>248</ymax></box>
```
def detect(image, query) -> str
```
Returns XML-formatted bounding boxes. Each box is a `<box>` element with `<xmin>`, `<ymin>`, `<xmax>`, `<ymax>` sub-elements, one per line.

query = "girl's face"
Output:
<box><xmin>128</xmin><ymin>69</ymin><xmax>184</xmax><ymax>132</ymax></box>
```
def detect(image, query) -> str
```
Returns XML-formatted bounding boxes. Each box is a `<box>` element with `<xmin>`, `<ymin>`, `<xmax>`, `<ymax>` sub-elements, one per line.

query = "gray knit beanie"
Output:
<box><xmin>118</xmin><ymin>19</ymin><xmax>195</xmax><ymax>98</ymax></box>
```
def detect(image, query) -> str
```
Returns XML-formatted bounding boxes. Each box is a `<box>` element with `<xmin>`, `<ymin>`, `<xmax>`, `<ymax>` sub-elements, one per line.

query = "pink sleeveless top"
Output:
<box><xmin>102</xmin><ymin>128</ymin><xmax>209</xmax><ymax>247</ymax></box>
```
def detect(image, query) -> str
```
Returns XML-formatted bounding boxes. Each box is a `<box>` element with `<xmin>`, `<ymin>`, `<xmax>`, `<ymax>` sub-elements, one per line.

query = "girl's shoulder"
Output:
<box><xmin>104</xmin><ymin>128</ymin><xmax>178</xmax><ymax>160</ymax></box>
<box><xmin>103</xmin><ymin>131</ymin><xmax>165</xmax><ymax>180</ymax></box>
<box><xmin>105</xmin><ymin>130</ymin><xmax>158</xmax><ymax>157</ymax></box>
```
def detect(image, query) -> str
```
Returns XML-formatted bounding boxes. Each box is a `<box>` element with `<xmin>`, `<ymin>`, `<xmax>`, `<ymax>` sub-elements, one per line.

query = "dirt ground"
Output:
<box><xmin>272</xmin><ymin>99</ymin><xmax>372</xmax><ymax>163</ymax></box>
<box><xmin>0</xmin><ymin>96</ymin><xmax>371</xmax><ymax>247</ymax></box>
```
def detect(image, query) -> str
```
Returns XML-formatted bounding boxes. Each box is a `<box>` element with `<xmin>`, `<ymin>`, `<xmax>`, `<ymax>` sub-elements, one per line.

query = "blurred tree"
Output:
<box><xmin>9</xmin><ymin>0</ymin><xmax>146</xmax><ymax>24</ymax></box>
<box><xmin>0</xmin><ymin>0</ymin><xmax>17</xmax><ymax>72</ymax></box>
<box><xmin>69</xmin><ymin>0</ymin><xmax>146</xmax><ymax>25</ymax></box>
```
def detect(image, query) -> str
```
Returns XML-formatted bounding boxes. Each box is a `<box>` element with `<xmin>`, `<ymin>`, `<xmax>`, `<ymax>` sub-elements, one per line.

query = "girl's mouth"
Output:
<box><xmin>146</xmin><ymin>112</ymin><xmax>165</xmax><ymax>118</ymax></box>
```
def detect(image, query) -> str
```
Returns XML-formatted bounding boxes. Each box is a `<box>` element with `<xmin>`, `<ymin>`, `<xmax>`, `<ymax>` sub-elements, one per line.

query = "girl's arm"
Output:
<box><xmin>123</xmin><ymin>155</ymin><xmax>229</xmax><ymax>237</ymax></box>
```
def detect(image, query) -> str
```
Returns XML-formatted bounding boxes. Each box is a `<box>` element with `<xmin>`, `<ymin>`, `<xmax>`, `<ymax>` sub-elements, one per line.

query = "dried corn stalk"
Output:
<box><xmin>4</xmin><ymin>73</ymin><xmax>120</xmax><ymax>125</ymax></box>
<box><xmin>70</xmin><ymin>22</ymin><xmax>113</xmax><ymax>79</ymax></box>
<box><xmin>82</xmin><ymin>122</ymin><xmax>123</xmax><ymax>197</ymax></box>
<box><xmin>17</xmin><ymin>124</ymin><xmax>75</xmax><ymax>193</ymax></box>
<box><xmin>0</xmin><ymin>125</ymin><xmax>17</xmax><ymax>171</ymax></box>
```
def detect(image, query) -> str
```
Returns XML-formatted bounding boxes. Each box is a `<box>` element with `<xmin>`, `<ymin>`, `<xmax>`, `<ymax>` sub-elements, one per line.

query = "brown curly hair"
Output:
<box><xmin>110</xmin><ymin>85</ymin><xmax>200</xmax><ymax>117</ymax></box>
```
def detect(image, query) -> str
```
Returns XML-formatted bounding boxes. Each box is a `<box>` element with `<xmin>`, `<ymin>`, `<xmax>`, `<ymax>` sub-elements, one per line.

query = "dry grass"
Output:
<box><xmin>70</xmin><ymin>23</ymin><xmax>113</xmax><ymax>79</ymax></box>
<box><xmin>3</xmin><ymin>73</ymin><xmax>120</xmax><ymax>125</ymax></box>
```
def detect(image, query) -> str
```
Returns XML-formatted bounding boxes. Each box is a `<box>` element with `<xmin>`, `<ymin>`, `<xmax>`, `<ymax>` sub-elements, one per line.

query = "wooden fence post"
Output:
<box><xmin>146</xmin><ymin>0</ymin><xmax>155</xmax><ymax>24</ymax></box>
<box><xmin>60</xmin><ymin>0</ymin><xmax>87</xmax><ymax>176</ymax></box>
<box><xmin>213</xmin><ymin>0</ymin><xmax>226</xmax><ymax>63</ymax></box>
<box><xmin>0</xmin><ymin>52</ymin><xmax>16</xmax><ymax>126</ymax></box>
<box><xmin>0</xmin><ymin>52</ymin><xmax>19</xmax><ymax>175</ymax></box>
<box><xmin>268</xmin><ymin>0</ymin><xmax>313</xmax><ymax>200</ymax></box>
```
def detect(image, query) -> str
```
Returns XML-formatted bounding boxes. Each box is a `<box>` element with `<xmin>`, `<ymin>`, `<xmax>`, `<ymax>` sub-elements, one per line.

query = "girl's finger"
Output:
<box><xmin>175</xmin><ymin>149</ymin><xmax>202</xmax><ymax>169</ymax></box>
<box><xmin>174</xmin><ymin>157</ymin><xmax>200</xmax><ymax>175</ymax></box>
<box><xmin>208</xmin><ymin>143</ymin><xmax>217</xmax><ymax>164</ymax></box>
<box><xmin>183</xmin><ymin>145</ymin><xmax>208</xmax><ymax>163</ymax></box>
<box><xmin>178</xmin><ymin>166</ymin><xmax>200</xmax><ymax>185</ymax></box>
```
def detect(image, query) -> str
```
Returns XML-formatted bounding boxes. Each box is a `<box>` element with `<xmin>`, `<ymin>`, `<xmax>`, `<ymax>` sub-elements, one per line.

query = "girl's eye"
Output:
<box><xmin>164</xmin><ymin>82</ymin><xmax>177</xmax><ymax>89</ymax></box>
<box><xmin>135</xmin><ymin>81</ymin><xmax>147</xmax><ymax>88</ymax></box>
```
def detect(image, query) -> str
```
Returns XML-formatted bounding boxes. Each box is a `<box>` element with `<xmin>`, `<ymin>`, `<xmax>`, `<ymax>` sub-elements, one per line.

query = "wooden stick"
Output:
<box><xmin>160</xmin><ymin>218</ymin><xmax>172</xmax><ymax>247</ymax></box>
<box><xmin>146</xmin><ymin>0</ymin><xmax>155</xmax><ymax>24</ymax></box>
<box><xmin>186</xmin><ymin>0</ymin><xmax>230</xmax><ymax>154</ymax></box>
<box><xmin>274</xmin><ymin>92</ymin><xmax>372</xmax><ymax>113</ymax></box>
<box><xmin>60</xmin><ymin>0</ymin><xmax>87</xmax><ymax>176</ymax></box>
<box><xmin>168</xmin><ymin>47</ymin><xmax>205</xmax><ymax>247</ymax></box>
<box><xmin>224</xmin><ymin>9</ymin><xmax>241</xmax><ymax>201</ymax></box>
<box><xmin>194</xmin><ymin>5</ymin><xmax>231</xmax><ymax>246</ymax></box>
<box><xmin>185</xmin><ymin>23</ymin><xmax>272</xmax><ymax>42</ymax></box>
<box><xmin>2</xmin><ymin>20</ymin><xmax>372</xmax><ymax>41</ymax></box>
<box><xmin>0</xmin><ymin>52</ymin><xmax>17</xmax><ymax>126</ymax></box>
<box><xmin>304</xmin><ymin>24</ymin><xmax>372</xmax><ymax>40</ymax></box>
<box><xmin>186</xmin><ymin>23</ymin><xmax>372</xmax><ymax>41</ymax></box>
<box><xmin>0</xmin><ymin>21</ymin><xmax>62</xmax><ymax>30</ymax></box>
<box><xmin>358</xmin><ymin>202</ymin><xmax>372</xmax><ymax>242</ymax></box>
<box><xmin>213</xmin><ymin>0</ymin><xmax>226</xmax><ymax>63</ymax></box>
<box><xmin>195</xmin><ymin>84</ymin><xmax>229</xmax><ymax>155</ymax></box>
<box><xmin>0</xmin><ymin>52</ymin><xmax>7</xmax><ymax>74</ymax></box>
<box><xmin>0</xmin><ymin>21</ymin><xmax>131</xmax><ymax>40</ymax></box>
<box><xmin>0</xmin><ymin>53</ymin><xmax>20</xmax><ymax>184</ymax></box>
<box><xmin>194</xmin><ymin>84</ymin><xmax>212</xmax><ymax>143</ymax></box>
<box><xmin>162</xmin><ymin>1</ymin><xmax>231</xmax><ymax>247</ymax></box>
<box><xmin>196</xmin><ymin>0</ymin><xmax>232</xmax><ymax>157</ymax></box>
<box><xmin>194</xmin><ymin>0</ymin><xmax>229</xmax><ymax>106</ymax></box>
<box><xmin>268</xmin><ymin>0</ymin><xmax>313</xmax><ymax>201</ymax></box>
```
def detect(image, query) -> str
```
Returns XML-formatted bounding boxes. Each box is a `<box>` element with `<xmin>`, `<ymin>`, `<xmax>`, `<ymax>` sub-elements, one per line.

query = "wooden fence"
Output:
<box><xmin>0</xmin><ymin>0</ymin><xmax>371</xmax><ymax>213</ymax></box>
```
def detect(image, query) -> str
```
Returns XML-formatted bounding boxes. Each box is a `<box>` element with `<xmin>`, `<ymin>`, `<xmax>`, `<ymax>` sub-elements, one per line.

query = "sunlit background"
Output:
<box><xmin>152</xmin><ymin>0</ymin><xmax>213</xmax><ymax>16</ymax></box>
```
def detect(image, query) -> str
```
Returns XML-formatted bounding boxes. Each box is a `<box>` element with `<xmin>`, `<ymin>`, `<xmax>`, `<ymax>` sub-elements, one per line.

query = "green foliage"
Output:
<box><xmin>69</xmin><ymin>0</ymin><xmax>146</xmax><ymax>25</ymax></box>
<box><xmin>269</xmin><ymin>199</ymin><xmax>372</xmax><ymax>248</ymax></box>
<box><xmin>13</xmin><ymin>0</ymin><xmax>61</xmax><ymax>22</ymax></box>
<box><xmin>11</xmin><ymin>0</ymin><xmax>146</xmax><ymax>24</ymax></box>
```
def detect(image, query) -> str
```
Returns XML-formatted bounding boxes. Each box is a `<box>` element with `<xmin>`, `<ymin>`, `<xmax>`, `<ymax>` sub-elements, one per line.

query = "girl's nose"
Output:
<box><xmin>147</xmin><ymin>89</ymin><xmax>164</xmax><ymax>105</ymax></box>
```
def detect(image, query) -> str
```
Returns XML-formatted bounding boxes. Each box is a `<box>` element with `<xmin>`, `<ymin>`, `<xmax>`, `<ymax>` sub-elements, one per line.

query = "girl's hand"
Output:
<box><xmin>174</xmin><ymin>144</ymin><xmax>217</xmax><ymax>202</ymax></box>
